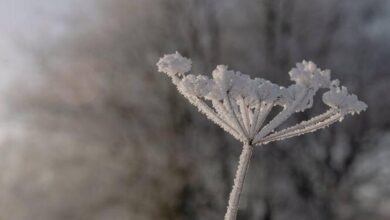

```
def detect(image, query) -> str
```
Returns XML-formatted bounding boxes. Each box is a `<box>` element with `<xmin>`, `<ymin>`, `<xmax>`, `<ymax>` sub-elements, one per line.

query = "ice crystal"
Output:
<box><xmin>157</xmin><ymin>52</ymin><xmax>367</xmax><ymax>145</ymax></box>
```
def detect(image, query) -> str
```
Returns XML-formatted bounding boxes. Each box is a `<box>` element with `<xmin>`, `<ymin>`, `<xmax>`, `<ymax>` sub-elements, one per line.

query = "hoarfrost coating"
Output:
<box><xmin>157</xmin><ymin>52</ymin><xmax>367</xmax><ymax>145</ymax></box>
<box><xmin>157</xmin><ymin>52</ymin><xmax>367</xmax><ymax>220</ymax></box>
<box><xmin>157</xmin><ymin>52</ymin><xmax>192</xmax><ymax>76</ymax></box>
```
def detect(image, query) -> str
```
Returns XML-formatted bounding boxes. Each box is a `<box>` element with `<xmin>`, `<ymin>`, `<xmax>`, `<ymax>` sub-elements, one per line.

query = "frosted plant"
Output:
<box><xmin>157</xmin><ymin>52</ymin><xmax>367</xmax><ymax>220</ymax></box>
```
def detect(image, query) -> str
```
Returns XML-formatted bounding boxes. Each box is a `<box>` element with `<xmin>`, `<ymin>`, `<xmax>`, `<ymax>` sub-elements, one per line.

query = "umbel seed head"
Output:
<box><xmin>157</xmin><ymin>52</ymin><xmax>192</xmax><ymax>76</ymax></box>
<box><xmin>157</xmin><ymin>52</ymin><xmax>367</xmax><ymax>145</ymax></box>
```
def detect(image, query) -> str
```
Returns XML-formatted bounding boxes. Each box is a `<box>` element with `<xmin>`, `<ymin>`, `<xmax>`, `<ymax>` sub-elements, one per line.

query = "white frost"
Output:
<box><xmin>179</xmin><ymin>75</ymin><xmax>212</xmax><ymax>97</ymax></box>
<box><xmin>157</xmin><ymin>53</ymin><xmax>368</xmax><ymax>220</ymax></box>
<box><xmin>157</xmin><ymin>52</ymin><xmax>192</xmax><ymax>76</ymax></box>
<box><xmin>289</xmin><ymin>60</ymin><xmax>331</xmax><ymax>89</ymax></box>
<box><xmin>323</xmin><ymin>86</ymin><xmax>368</xmax><ymax>114</ymax></box>
<box><xmin>157</xmin><ymin>52</ymin><xmax>367</xmax><ymax>145</ymax></box>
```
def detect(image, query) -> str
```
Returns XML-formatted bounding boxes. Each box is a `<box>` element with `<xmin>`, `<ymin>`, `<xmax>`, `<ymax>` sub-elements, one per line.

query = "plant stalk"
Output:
<box><xmin>224</xmin><ymin>143</ymin><xmax>254</xmax><ymax>220</ymax></box>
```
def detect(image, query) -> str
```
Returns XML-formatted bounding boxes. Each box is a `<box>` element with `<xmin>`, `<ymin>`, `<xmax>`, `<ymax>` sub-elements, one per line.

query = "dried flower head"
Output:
<box><xmin>157</xmin><ymin>52</ymin><xmax>367</xmax><ymax>220</ymax></box>
<box><xmin>157</xmin><ymin>52</ymin><xmax>192</xmax><ymax>76</ymax></box>
<box><xmin>157</xmin><ymin>52</ymin><xmax>367</xmax><ymax>144</ymax></box>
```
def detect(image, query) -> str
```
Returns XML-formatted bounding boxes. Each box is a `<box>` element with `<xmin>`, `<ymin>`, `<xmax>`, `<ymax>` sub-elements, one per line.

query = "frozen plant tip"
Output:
<box><xmin>157</xmin><ymin>52</ymin><xmax>367</xmax><ymax>146</ymax></box>
<box><xmin>157</xmin><ymin>52</ymin><xmax>367</xmax><ymax>220</ymax></box>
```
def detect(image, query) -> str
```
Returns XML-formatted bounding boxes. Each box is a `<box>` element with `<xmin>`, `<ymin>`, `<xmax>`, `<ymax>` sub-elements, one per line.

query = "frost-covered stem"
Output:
<box><xmin>259</xmin><ymin>109</ymin><xmax>337</xmax><ymax>141</ymax></box>
<box><xmin>173</xmin><ymin>80</ymin><xmax>242</xmax><ymax>140</ymax></box>
<box><xmin>249</xmin><ymin>103</ymin><xmax>261</xmax><ymax>136</ymax></box>
<box><xmin>238</xmin><ymin>96</ymin><xmax>250</xmax><ymax>134</ymax></box>
<box><xmin>225</xmin><ymin>95</ymin><xmax>248</xmax><ymax>138</ymax></box>
<box><xmin>249</xmin><ymin>103</ymin><xmax>259</xmax><ymax>126</ymax></box>
<box><xmin>189</xmin><ymin>96</ymin><xmax>241</xmax><ymax>139</ymax></box>
<box><xmin>213</xmin><ymin>100</ymin><xmax>238</xmax><ymax>127</ymax></box>
<box><xmin>256</xmin><ymin>112</ymin><xmax>343</xmax><ymax>145</ymax></box>
<box><xmin>253</xmin><ymin>91</ymin><xmax>308</xmax><ymax>143</ymax></box>
<box><xmin>231</xmin><ymin>97</ymin><xmax>248</xmax><ymax>137</ymax></box>
<box><xmin>252</xmin><ymin>102</ymin><xmax>273</xmax><ymax>136</ymax></box>
<box><xmin>224</xmin><ymin>143</ymin><xmax>253</xmax><ymax>220</ymax></box>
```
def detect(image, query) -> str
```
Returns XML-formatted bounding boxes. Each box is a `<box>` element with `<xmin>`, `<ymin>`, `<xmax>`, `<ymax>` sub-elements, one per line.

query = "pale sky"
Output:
<box><xmin>0</xmin><ymin>0</ymin><xmax>93</xmax><ymax>93</ymax></box>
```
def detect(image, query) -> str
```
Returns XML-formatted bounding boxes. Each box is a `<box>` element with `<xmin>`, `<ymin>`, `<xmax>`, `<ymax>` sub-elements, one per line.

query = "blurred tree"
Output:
<box><xmin>1</xmin><ymin>0</ymin><xmax>390</xmax><ymax>219</ymax></box>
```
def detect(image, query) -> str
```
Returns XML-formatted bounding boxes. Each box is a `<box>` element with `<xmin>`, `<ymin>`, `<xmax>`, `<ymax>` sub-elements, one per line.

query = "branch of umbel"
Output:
<box><xmin>157</xmin><ymin>52</ymin><xmax>367</xmax><ymax>220</ymax></box>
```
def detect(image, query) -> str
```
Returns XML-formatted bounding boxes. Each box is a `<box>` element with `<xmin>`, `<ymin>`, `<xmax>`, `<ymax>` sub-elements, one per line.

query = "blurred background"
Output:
<box><xmin>0</xmin><ymin>0</ymin><xmax>389</xmax><ymax>219</ymax></box>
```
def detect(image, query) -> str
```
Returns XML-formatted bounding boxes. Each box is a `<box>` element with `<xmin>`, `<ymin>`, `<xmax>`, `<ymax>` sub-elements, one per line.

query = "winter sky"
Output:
<box><xmin>0</xmin><ymin>0</ymin><xmax>93</xmax><ymax>93</ymax></box>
